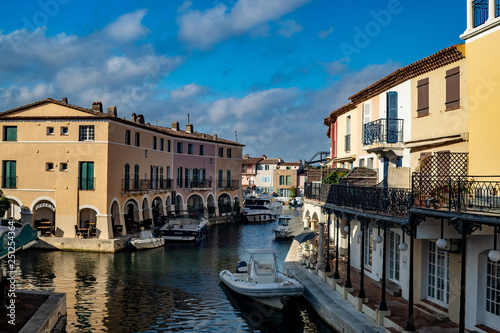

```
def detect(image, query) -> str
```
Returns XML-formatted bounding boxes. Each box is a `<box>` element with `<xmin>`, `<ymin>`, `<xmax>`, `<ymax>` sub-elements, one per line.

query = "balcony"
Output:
<box><xmin>363</xmin><ymin>118</ymin><xmax>404</xmax><ymax>154</ymax></box>
<box><xmin>217</xmin><ymin>179</ymin><xmax>239</xmax><ymax>190</ymax></box>
<box><xmin>122</xmin><ymin>178</ymin><xmax>173</xmax><ymax>194</ymax></box>
<box><xmin>304</xmin><ymin>182</ymin><xmax>411</xmax><ymax>217</ymax></box>
<box><xmin>184</xmin><ymin>179</ymin><xmax>212</xmax><ymax>189</ymax></box>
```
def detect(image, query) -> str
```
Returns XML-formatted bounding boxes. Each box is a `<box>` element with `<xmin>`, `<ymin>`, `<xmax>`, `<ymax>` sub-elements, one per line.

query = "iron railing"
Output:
<box><xmin>217</xmin><ymin>179</ymin><xmax>239</xmax><ymax>189</ymax></box>
<box><xmin>412</xmin><ymin>175</ymin><xmax>500</xmax><ymax>214</ymax></box>
<box><xmin>305</xmin><ymin>182</ymin><xmax>411</xmax><ymax>217</ymax></box>
<box><xmin>184</xmin><ymin>179</ymin><xmax>212</xmax><ymax>188</ymax></box>
<box><xmin>345</xmin><ymin>134</ymin><xmax>351</xmax><ymax>152</ymax></box>
<box><xmin>363</xmin><ymin>118</ymin><xmax>404</xmax><ymax>146</ymax></box>
<box><xmin>122</xmin><ymin>178</ymin><xmax>173</xmax><ymax>193</ymax></box>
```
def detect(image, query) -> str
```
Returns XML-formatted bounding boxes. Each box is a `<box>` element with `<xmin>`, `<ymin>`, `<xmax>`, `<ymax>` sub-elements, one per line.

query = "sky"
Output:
<box><xmin>0</xmin><ymin>0</ymin><xmax>465</xmax><ymax>162</ymax></box>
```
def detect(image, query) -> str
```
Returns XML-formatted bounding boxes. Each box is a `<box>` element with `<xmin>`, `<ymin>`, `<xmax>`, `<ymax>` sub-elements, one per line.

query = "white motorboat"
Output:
<box><xmin>159</xmin><ymin>214</ymin><xmax>208</xmax><ymax>242</ymax></box>
<box><xmin>219</xmin><ymin>249</ymin><xmax>304</xmax><ymax>310</ymax></box>
<box><xmin>273</xmin><ymin>215</ymin><xmax>301</xmax><ymax>239</ymax></box>
<box><xmin>130</xmin><ymin>230</ymin><xmax>165</xmax><ymax>250</ymax></box>
<box><xmin>242</xmin><ymin>196</ymin><xmax>282</xmax><ymax>222</ymax></box>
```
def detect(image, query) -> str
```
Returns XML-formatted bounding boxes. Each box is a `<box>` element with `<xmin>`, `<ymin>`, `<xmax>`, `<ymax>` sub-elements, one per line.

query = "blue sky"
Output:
<box><xmin>0</xmin><ymin>0</ymin><xmax>465</xmax><ymax>162</ymax></box>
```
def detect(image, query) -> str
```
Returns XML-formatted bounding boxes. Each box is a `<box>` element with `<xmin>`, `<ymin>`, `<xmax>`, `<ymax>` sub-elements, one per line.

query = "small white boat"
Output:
<box><xmin>219</xmin><ymin>249</ymin><xmax>304</xmax><ymax>310</ymax></box>
<box><xmin>159</xmin><ymin>214</ymin><xmax>208</xmax><ymax>242</ymax></box>
<box><xmin>130</xmin><ymin>230</ymin><xmax>165</xmax><ymax>250</ymax></box>
<box><xmin>273</xmin><ymin>215</ymin><xmax>296</xmax><ymax>239</ymax></box>
<box><xmin>242</xmin><ymin>196</ymin><xmax>282</xmax><ymax>222</ymax></box>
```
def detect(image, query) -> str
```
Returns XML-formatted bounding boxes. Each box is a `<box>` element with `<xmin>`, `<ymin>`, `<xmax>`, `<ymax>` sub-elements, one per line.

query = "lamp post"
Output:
<box><xmin>322</xmin><ymin>207</ymin><xmax>332</xmax><ymax>272</ymax></box>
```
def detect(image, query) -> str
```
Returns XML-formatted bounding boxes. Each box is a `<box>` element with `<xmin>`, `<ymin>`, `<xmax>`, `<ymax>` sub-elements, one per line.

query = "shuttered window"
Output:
<box><xmin>79</xmin><ymin>162</ymin><xmax>94</xmax><ymax>190</ymax></box>
<box><xmin>3</xmin><ymin>126</ymin><xmax>17</xmax><ymax>141</ymax></box>
<box><xmin>417</xmin><ymin>78</ymin><xmax>429</xmax><ymax>117</ymax></box>
<box><xmin>2</xmin><ymin>160</ymin><xmax>16</xmax><ymax>188</ymax></box>
<box><xmin>362</xmin><ymin>102</ymin><xmax>371</xmax><ymax>124</ymax></box>
<box><xmin>445</xmin><ymin>67</ymin><xmax>460</xmax><ymax>110</ymax></box>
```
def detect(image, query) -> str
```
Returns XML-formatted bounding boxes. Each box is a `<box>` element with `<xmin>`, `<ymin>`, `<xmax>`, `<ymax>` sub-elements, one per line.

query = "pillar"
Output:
<box><xmin>467</xmin><ymin>0</ymin><xmax>474</xmax><ymax>30</ymax></box>
<box><xmin>345</xmin><ymin>215</ymin><xmax>353</xmax><ymax>289</ymax></box>
<box><xmin>489</xmin><ymin>0</ymin><xmax>496</xmax><ymax>21</ymax></box>
<box><xmin>317</xmin><ymin>222</ymin><xmax>326</xmax><ymax>271</ymax></box>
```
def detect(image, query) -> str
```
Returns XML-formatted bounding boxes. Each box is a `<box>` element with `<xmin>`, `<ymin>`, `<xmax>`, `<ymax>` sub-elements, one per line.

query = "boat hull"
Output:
<box><xmin>219</xmin><ymin>270</ymin><xmax>304</xmax><ymax>310</ymax></box>
<box><xmin>130</xmin><ymin>238</ymin><xmax>165</xmax><ymax>250</ymax></box>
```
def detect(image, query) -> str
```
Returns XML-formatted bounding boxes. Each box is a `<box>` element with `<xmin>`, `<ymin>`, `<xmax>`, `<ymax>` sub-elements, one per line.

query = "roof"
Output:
<box><xmin>0</xmin><ymin>98</ymin><xmax>244</xmax><ymax>147</ymax></box>
<box><xmin>325</xmin><ymin>44</ymin><xmax>465</xmax><ymax>127</ymax></box>
<box><xmin>280</xmin><ymin>162</ymin><xmax>302</xmax><ymax>166</ymax></box>
<box><xmin>260</xmin><ymin>158</ymin><xmax>281</xmax><ymax>164</ymax></box>
<box><xmin>242</xmin><ymin>157</ymin><xmax>264</xmax><ymax>165</ymax></box>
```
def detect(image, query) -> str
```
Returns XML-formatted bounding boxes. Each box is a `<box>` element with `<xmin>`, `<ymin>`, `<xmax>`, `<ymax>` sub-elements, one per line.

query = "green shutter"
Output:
<box><xmin>4</xmin><ymin>161</ymin><xmax>16</xmax><ymax>188</ymax></box>
<box><xmin>81</xmin><ymin>162</ymin><xmax>88</xmax><ymax>190</ymax></box>
<box><xmin>227</xmin><ymin>170</ymin><xmax>231</xmax><ymax>187</ymax></box>
<box><xmin>7</xmin><ymin>127</ymin><xmax>17</xmax><ymax>141</ymax></box>
<box><xmin>88</xmin><ymin>162</ymin><xmax>94</xmax><ymax>190</ymax></box>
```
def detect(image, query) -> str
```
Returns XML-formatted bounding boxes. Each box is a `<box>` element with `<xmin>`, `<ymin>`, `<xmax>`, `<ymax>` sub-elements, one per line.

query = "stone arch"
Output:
<box><xmin>4</xmin><ymin>195</ymin><xmax>23</xmax><ymax>220</ymax></box>
<box><xmin>303</xmin><ymin>210</ymin><xmax>311</xmax><ymax>229</ymax></box>
<box><xmin>187</xmin><ymin>194</ymin><xmax>204</xmax><ymax>215</ymax></box>
<box><xmin>207</xmin><ymin>194</ymin><xmax>216</xmax><ymax>217</ymax></box>
<box><xmin>217</xmin><ymin>193</ymin><xmax>231</xmax><ymax>215</ymax></box>
<box><xmin>30</xmin><ymin>196</ymin><xmax>56</xmax><ymax>212</ymax></box>
<box><xmin>78</xmin><ymin>206</ymin><xmax>98</xmax><ymax>237</ymax></box>
<box><xmin>175</xmin><ymin>194</ymin><xmax>184</xmax><ymax>214</ymax></box>
<box><xmin>165</xmin><ymin>194</ymin><xmax>172</xmax><ymax>215</ymax></box>
<box><xmin>311</xmin><ymin>212</ymin><xmax>319</xmax><ymax>233</ymax></box>
<box><xmin>124</xmin><ymin>199</ymin><xmax>140</xmax><ymax>234</ymax></box>
<box><xmin>142</xmin><ymin>197</ymin><xmax>150</xmax><ymax>221</ymax></box>
<box><xmin>32</xmin><ymin>197</ymin><xmax>56</xmax><ymax>234</ymax></box>
<box><xmin>109</xmin><ymin>199</ymin><xmax>122</xmax><ymax>237</ymax></box>
<box><xmin>152</xmin><ymin>196</ymin><xmax>164</xmax><ymax>226</ymax></box>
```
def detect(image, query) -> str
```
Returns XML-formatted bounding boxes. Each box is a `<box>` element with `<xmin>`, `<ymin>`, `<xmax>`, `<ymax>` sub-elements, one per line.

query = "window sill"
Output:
<box><xmin>416</xmin><ymin>114</ymin><xmax>429</xmax><ymax>118</ymax></box>
<box><xmin>444</xmin><ymin>106</ymin><xmax>461</xmax><ymax>112</ymax></box>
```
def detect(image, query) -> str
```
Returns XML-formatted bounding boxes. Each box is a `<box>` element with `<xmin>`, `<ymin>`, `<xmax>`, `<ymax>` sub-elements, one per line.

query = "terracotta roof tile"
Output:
<box><xmin>243</xmin><ymin>157</ymin><xmax>264</xmax><ymax>164</ymax></box>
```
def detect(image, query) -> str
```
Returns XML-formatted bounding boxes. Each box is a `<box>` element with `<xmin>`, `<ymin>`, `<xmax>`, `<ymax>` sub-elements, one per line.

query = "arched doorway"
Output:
<box><xmin>4</xmin><ymin>198</ymin><xmax>22</xmax><ymax>220</ymax></box>
<box><xmin>79</xmin><ymin>208</ymin><xmax>97</xmax><ymax>238</ymax></box>
<box><xmin>110</xmin><ymin>201</ymin><xmax>122</xmax><ymax>237</ymax></box>
<box><xmin>33</xmin><ymin>200</ymin><xmax>56</xmax><ymax>236</ymax></box>
<box><xmin>187</xmin><ymin>194</ymin><xmax>204</xmax><ymax>216</ymax></box>
<box><xmin>218</xmin><ymin>193</ymin><xmax>231</xmax><ymax>216</ymax></box>
<box><xmin>152</xmin><ymin>196</ymin><xmax>163</xmax><ymax>226</ymax></box>
<box><xmin>124</xmin><ymin>200</ymin><xmax>139</xmax><ymax>234</ymax></box>
<box><xmin>175</xmin><ymin>194</ymin><xmax>183</xmax><ymax>215</ymax></box>
<box><xmin>166</xmin><ymin>195</ymin><xmax>172</xmax><ymax>217</ymax></box>
<box><xmin>142</xmin><ymin>197</ymin><xmax>150</xmax><ymax>226</ymax></box>
<box><xmin>207</xmin><ymin>194</ymin><xmax>215</xmax><ymax>218</ymax></box>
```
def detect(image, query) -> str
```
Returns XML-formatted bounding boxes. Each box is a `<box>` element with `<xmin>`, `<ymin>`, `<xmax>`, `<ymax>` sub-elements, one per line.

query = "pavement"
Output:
<box><xmin>284</xmin><ymin>240</ymin><xmax>385</xmax><ymax>333</ymax></box>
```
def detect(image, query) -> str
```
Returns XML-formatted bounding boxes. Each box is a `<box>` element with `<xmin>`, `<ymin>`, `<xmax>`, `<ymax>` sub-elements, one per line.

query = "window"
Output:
<box><xmin>79</xmin><ymin>125</ymin><xmax>95</xmax><ymax>141</ymax></box>
<box><xmin>210</xmin><ymin>158</ymin><xmax>213</xmax><ymax>164</ymax></box>
<box><xmin>445</xmin><ymin>67</ymin><xmax>460</xmax><ymax>110</ymax></box>
<box><xmin>199</xmin><ymin>145</ymin><xmax>204</xmax><ymax>155</ymax></box>
<box><xmin>389</xmin><ymin>232</ymin><xmax>401</xmax><ymax>282</ymax></box>
<box><xmin>367</xmin><ymin>158</ymin><xmax>374</xmax><ymax>169</ymax></box>
<box><xmin>218</xmin><ymin>169</ymin><xmax>223</xmax><ymax>187</ymax></box>
<box><xmin>359</xmin><ymin>159</ymin><xmax>365</xmax><ymax>167</ymax></box>
<box><xmin>417</xmin><ymin>78</ymin><xmax>429</xmax><ymax>117</ymax></box>
<box><xmin>60</xmin><ymin>163</ymin><xmax>68</xmax><ymax>171</ymax></box>
<box><xmin>363</xmin><ymin>227</ymin><xmax>373</xmax><ymax>267</ymax></box>
<box><xmin>46</xmin><ymin>162</ymin><xmax>54</xmax><ymax>171</ymax></box>
<box><xmin>486</xmin><ymin>259</ymin><xmax>500</xmax><ymax>317</ymax></box>
<box><xmin>286</xmin><ymin>175</ymin><xmax>291</xmax><ymax>185</ymax></box>
<box><xmin>2</xmin><ymin>161</ymin><xmax>16</xmax><ymax>188</ymax></box>
<box><xmin>279</xmin><ymin>175</ymin><xmax>285</xmax><ymax>185</ymax></box>
<box><xmin>135</xmin><ymin>132</ymin><xmax>140</xmax><ymax>147</ymax></box>
<box><xmin>124</xmin><ymin>164</ymin><xmax>130</xmax><ymax>190</ymax></box>
<box><xmin>227</xmin><ymin>148</ymin><xmax>232</xmax><ymax>158</ymax></box>
<box><xmin>226</xmin><ymin>170</ymin><xmax>231</xmax><ymax>187</ymax></box>
<box><xmin>188</xmin><ymin>143</ymin><xmax>193</xmax><ymax>154</ymax></box>
<box><xmin>166</xmin><ymin>166</ymin><xmax>170</xmax><ymax>179</ymax></box>
<box><xmin>219</xmin><ymin>147</ymin><xmax>223</xmax><ymax>157</ymax></box>
<box><xmin>3</xmin><ymin>126</ymin><xmax>17</xmax><ymax>141</ymax></box>
<box><xmin>362</xmin><ymin>101</ymin><xmax>371</xmax><ymax>124</ymax></box>
<box><xmin>427</xmin><ymin>241</ymin><xmax>449</xmax><ymax>306</ymax></box>
<box><xmin>177</xmin><ymin>142</ymin><xmax>183</xmax><ymax>153</ymax></box>
<box><xmin>160</xmin><ymin>138</ymin><xmax>164</xmax><ymax>151</ymax></box>
<box><xmin>345</xmin><ymin>115</ymin><xmax>351</xmax><ymax>152</ymax></box>
<box><xmin>265</xmin><ymin>165</ymin><xmax>270</xmax><ymax>171</ymax></box>
<box><xmin>167</xmin><ymin>140</ymin><xmax>171</xmax><ymax>152</ymax></box>
<box><xmin>79</xmin><ymin>162</ymin><xmax>94</xmax><ymax>190</ymax></box>
<box><xmin>153</xmin><ymin>136</ymin><xmax>157</xmax><ymax>150</ymax></box>
<box><xmin>46</xmin><ymin>127</ymin><xmax>54</xmax><ymax>135</ymax></box>
<box><xmin>177</xmin><ymin>167</ymin><xmax>183</xmax><ymax>187</ymax></box>
<box><xmin>61</xmin><ymin>127</ymin><xmax>68</xmax><ymax>135</ymax></box>
<box><xmin>261</xmin><ymin>176</ymin><xmax>266</xmax><ymax>182</ymax></box>
<box><xmin>125</xmin><ymin>130</ymin><xmax>130</xmax><ymax>145</ymax></box>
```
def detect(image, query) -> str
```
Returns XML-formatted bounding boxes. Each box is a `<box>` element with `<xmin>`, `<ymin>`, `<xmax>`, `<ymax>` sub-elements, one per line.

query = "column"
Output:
<box><xmin>358</xmin><ymin>217</ymin><xmax>368</xmax><ymax>299</ymax></box>
<box><xmin>459</xmin><ymin>220</ymin><xmax>467</xmax><ymax>333</ymax></box>
<box><xmin>333</xmin><ymin>213</ymin><xmax>341</xmax><ymax>280</ymax></box>
<box><xmin>379</xmin><ymin>223</ymin><xmax>389</xmax><ymax>311</ymax></box>
<box><xmin>405</xmin><ymin>217</ymin><xmax>416</xmax><ymax>332</ymax></box>
<box><xmin>467</xmin><ymin>0</ymin><xmax>474</xmax><ymax>30</ymax></box>
<box><xmin>317</xmin><ymin>222</ymin><xmax>325</xmax><ymax>271</ymax></box>
<box><xmin>345</xmin><ymin>215</ymin><xmax>353</xmax><ymax>289</ymax></box>
<box><xmin>489</xmin><ymin>0</ymin><xmax>496</xmax><ymax>21</ymax></box>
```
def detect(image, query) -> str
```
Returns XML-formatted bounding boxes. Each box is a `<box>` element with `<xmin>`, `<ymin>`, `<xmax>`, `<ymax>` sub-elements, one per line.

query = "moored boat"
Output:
<box><xmin>273</xmin><ymin>215</ymin><xmax>295</xmax><ymax>239</ymax></box>
<box><xmin>130</xmin><ymin>230</ymin><xmax>165</xmax><ymax>250</ymax></box>
<box><xmin>219</xmin><ymin>249</ymin><xmax>304</xmax><ymax>310</ymax></box>
<box><xmin>242</xmin><ymin>196</ymin><xmax>281</xmax><ymax>222</ymax></box>
<box><xmin>158</xmin><ymin>213</ymin><xmax>208</xmax><ymax>242</ymax></box>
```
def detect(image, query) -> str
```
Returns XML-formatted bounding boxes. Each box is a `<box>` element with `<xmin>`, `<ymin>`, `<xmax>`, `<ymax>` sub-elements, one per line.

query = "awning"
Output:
<box><xmin>404</xmin><ymin>133</ymin><xmax>468</xmax><ymax>149</ymax></box>
<box><xmin>332</xmin><ymin>155</ymin><xmax>356</xmax><ymax>163</ymax></box>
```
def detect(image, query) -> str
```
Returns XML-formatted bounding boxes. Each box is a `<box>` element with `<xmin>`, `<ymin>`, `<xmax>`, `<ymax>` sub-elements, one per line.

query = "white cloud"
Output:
<box><xmin>177</xmin><ymin>1</ymin><xmax>192</xmax><ymax>13</ymax></box>
<box><xmin>104</xmin><ymin>10</ymin><xmax>150</xmax><ymax>42</ymax></box>
<box><xmin>318</xmin><ymin>27</ymin><xmax>333</xmax><ymax>39</ymax></box>
<box><xmin>324</xmin><ymin>59</ymin><xmax>349</xmax><ymax>76</ymax></box>
<box><xmin>169</xmin><ymin>83</ymin><xmax>206</xmax><ymax>100</ymax></box>
<box><xmin>177</xmin><ymin>0</ymin><xmax>310</xmax><ymax>49</ymax></box>
<box><xmin>277</xmin><ymin>20</ymin><xmax>303</xmax><ymax>38</ymax></box>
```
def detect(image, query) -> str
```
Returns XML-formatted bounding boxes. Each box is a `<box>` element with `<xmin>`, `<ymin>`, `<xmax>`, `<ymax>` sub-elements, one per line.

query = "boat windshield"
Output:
<box><xmin>277</xmin><ymin>217</ymin><xmax>289</xmax><ymax>226</ymax></box>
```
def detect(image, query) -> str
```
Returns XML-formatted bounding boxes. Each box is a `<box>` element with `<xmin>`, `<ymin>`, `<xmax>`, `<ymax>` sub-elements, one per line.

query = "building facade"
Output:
<box><xmin>0</xmin><ymin>98</ymin><xmax>243</xmax><ymax>239</ymax></box>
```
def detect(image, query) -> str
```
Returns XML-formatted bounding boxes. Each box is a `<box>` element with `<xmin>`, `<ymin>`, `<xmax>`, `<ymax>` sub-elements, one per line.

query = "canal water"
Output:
<box><xmin>4</xmin><ymin>207</ymin><xmax>334</xmax><ymax>332</ymax></box>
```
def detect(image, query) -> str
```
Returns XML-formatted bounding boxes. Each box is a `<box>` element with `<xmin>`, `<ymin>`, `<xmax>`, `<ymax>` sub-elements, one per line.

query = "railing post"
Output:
<box><xmin>458</xmin><ymin>177</ymin><xmax>461</xmax><ymax>212</ymax></box>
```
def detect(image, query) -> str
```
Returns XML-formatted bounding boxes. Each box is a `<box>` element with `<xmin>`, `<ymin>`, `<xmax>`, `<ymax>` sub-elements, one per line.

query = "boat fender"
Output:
<box><xmin>235</xmin><ymin>261</ymin><xmax>248</xmax><ymax>273</ymax></box>
<box><xmin>281</xmin><ymin>281</ymin><xmax>292</xmax><ymax>286</ymax></box>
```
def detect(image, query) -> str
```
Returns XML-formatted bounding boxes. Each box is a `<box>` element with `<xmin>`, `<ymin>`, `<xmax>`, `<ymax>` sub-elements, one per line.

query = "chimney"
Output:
<box><xmin>262</xmin><ymin>155</ymin><xmax>267</xmax><ymax>159</ymax></box>
<box><xmin>62</xmin><ymin>97</ymin><xmax>68</xmax><ymax>104</ymax></box>
<box><xmin>107</xmin><ymin>106</ymin><xmax>117</xmax><ymax>117</ymax></box>
<box><xmin>131</xmin><ymin>113</ymin><xmax>137</xmax><ymax>122</ymax></box>
<box><xmin>244</xmin><ymin>154</ymin><xmax>249</xmax><ymax>159</ymax></box>
<box><xmin>186</xmin><ymin>124</ymin><xmax>193</xmax><ymax>133</ymax></box>
<box><xmin>172</xmin><ymin>121</ymin><xmax>179</xmax><ymax>131</ymax></box>
<box><xmin>214</xmin><ymin>134</ymin><xmax>217</xmax><ymax>139</ymax></box>
<box><xmin>92</xmin><ymin>101</ymin><xmax>103</xmax><ymax>112</ymax></box>
<box><xmin>137</xmin><ymin>114</ymin><xmax>145</xmax><ymax>125</ymax></box>
<box><xmin>146</xmin><ymin>122</ymin><xmax>150</xmax><ymax>126</ymax></box>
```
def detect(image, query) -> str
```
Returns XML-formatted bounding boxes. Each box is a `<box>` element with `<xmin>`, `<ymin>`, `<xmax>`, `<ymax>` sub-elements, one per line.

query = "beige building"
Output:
<box><xmin>0</xmin><ymin>98</ymin><xmax>243</xmax><ymax>239</ymax></box>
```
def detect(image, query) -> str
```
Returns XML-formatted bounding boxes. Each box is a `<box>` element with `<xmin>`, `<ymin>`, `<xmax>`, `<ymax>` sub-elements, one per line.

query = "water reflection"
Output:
<box><xmin>3</xmin><ymin>207</ymin><xmax>332</xmax><ymax>332</ymax></box>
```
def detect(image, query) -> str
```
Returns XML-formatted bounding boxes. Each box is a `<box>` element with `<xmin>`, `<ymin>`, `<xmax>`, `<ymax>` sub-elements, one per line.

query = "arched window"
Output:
<box><xmin>124</xmin><ymin>164</ymin><xmax>130</xmax><ymax>190</ymax></box>
<box><xmin>226</xmin><ymin>170</ymin><xmax>231</xmax><ymax>187</ymax></box>
<box><xmin>218</xmin><ymin>169</ymin><xmax>223</xmax><ymax>187</ymax></box>
<box><xmin>134</xmin><ymin>164</ymin><xmax>139</xmax><ymax>190</ymax></box>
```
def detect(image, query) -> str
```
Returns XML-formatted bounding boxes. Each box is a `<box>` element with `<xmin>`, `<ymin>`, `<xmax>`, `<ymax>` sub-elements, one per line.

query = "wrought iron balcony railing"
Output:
<box><xmin>217</xmin><ymin>179</ymin><xmax>240</xmax><ymax>189</ymax></box>
<box><xmin>184</xmin><ymin>179</ymin><xmax>212</xmax><ymax>188</ymax></box>
<box><xmin>363</xmin><ymin>118</ymin><xmax>404</xmax><ymax>146</ymax></box>
<box><xmin>305</xmin><ymin>182</ymin><xmax>411</xmax><ymax>217</ymax></box>
<box><xmin>412</xmin><ymin>175</ymin><xmax>500</xmax><ymax>214</ymax></box>
<box><xmin>122</xmin><ymin>178</ymin><xmax>173</xmax><ymax>193</ymax></box>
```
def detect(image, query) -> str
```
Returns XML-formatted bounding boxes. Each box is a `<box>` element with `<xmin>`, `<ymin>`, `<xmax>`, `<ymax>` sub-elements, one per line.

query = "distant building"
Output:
<box><xmin>241</xmin><ymin>154</ymin><xmax>263</xmax><ymax>189</ymax></box>
<box><xmin>255</xmin><ymin>156</ymin><xmax>282</xmax><ymax>194</ymax></box>
<box><xmin>273</xmin><ymin>161</ymin><xmax>303</xmax><ymax>200</ymax></box>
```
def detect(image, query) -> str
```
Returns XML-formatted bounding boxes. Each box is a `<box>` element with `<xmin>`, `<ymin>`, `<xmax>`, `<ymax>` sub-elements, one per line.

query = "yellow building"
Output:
<box><xmin>0</xmin><ymin>98</ymin><xmax>243</xmax><ymax>239</ymax></box>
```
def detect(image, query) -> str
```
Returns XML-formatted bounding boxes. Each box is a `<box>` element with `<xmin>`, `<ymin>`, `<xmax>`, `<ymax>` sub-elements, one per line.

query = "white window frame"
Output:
<box><xmin>427</xmin><ymin>240</ymin><xmax>450</xmax><ymax>307</ymax></box>
<box><xmin>388</xmin><ymin>231</ymin><xmax>401</xmax><ymax>282</ymax></box>
<box><xmin>363</xmin><ymin>227</ymin><xmax>373</xmax><ymax>267</ymax></box>
<box><xmin>79</xmin><ymin>125</ymin><xmax>95</xmax><ymax>141</ymax></box>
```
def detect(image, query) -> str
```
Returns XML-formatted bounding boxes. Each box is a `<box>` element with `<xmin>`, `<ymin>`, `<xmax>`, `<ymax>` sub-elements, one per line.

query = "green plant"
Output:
<box><xmin>290</xmin><ymin>186</ymin><xmax>297</xmax><ymax>198</ymax></box>
<box><xmin>322</xmin><ymin>170</ymin><xmax>348</xmax><ymax>184</ymax></box>
<box><xmin>0</xmin><ymin>196</ymin><xmax>10</xmax><ymax>218</ymax></box>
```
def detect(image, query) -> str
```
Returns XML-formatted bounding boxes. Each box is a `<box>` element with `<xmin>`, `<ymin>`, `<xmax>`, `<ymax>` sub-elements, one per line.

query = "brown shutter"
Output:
<box><xmin>445</xmin><ymin>67</ymin><xmax>460</xmax><ymax>110</ymax></box>
<box><xmin>417</xmin><ymin>78</ymin><xmax>429</xmax><ymax>117</ymax></box>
